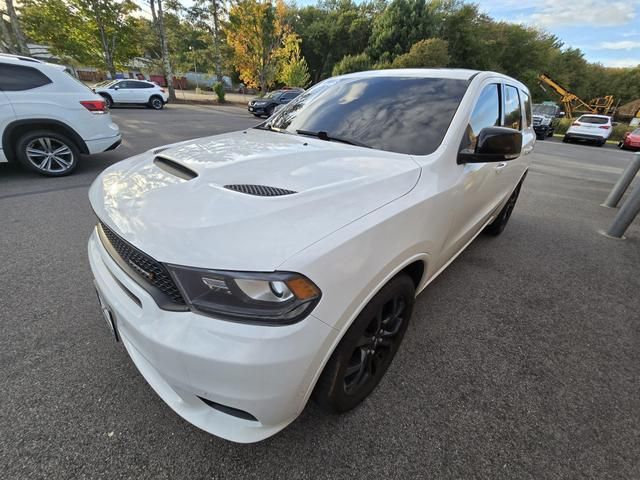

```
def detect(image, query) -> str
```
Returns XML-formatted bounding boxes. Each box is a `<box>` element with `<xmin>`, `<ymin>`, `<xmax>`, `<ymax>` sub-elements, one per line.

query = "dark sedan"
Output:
<box><xmin>247</xmin><ymin>89</ymin><xmax>303</xmax><ymax>117</ymax></box>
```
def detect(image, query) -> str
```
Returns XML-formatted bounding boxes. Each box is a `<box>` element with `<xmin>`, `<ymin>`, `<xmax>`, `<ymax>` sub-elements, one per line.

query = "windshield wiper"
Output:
<box><xmin>295</xmin><ymin>130</ymin><xmax>370</xmax><ymax>148</ymax></box>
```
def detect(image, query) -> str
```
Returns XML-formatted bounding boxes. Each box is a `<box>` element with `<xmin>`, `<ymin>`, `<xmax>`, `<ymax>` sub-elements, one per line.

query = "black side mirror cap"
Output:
<box><xmin>458</xmin><ymin>126</ymin><xmax>522</xmax><ymax>164</ymax></box>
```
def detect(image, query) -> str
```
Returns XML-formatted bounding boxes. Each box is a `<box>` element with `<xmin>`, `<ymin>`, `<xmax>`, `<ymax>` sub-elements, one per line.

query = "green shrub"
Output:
<box><xmin>611</xmin><ymin>123</ymin><xmax>633</xmax><ymax>142</ymax></box>
<box><xmin>332</xmin><ymin>53</ymin><xmax>371</xmax><ymax>76</ymax></box>
<box><xmin>213</xmin><ymin>82</ymin><xmax>225</xmax><ymax>103</ymax></box>
<box><xmin>555</xmin><ymin>118</ymin><xmax>572</xmax><ymax>135</ymax></box>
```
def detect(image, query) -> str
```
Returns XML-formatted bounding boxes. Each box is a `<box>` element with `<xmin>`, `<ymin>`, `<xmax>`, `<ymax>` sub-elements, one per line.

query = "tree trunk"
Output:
<box><xmin>97</xmin><ymin>23</ymin><xmax>116</xmax><ymax>78</ymax></box>
<box><xmin>212</xmin><ymin>1</ymin><xmax>222</xmax><ymax>83</ymax></box>
<box><xmin>0</xmin><ymin>13</ymin><xmax>14</xmax><ymax>53</ymax></box>
<box><xmin>5</xmin><ymin>0</ymin><xmax>28</xmax><ymax>55</ymax></box>
<box><xmin>153</xmin><ymin>0</ymin><xmax>176</xmax><ymax>100</ymax></box>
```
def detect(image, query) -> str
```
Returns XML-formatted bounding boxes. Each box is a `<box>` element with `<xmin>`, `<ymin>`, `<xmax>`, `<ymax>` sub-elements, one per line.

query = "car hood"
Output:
<box><xmin>89</xmin><ymin>129</ymin><xmax>421</xmax><ymax>271</ymax></box>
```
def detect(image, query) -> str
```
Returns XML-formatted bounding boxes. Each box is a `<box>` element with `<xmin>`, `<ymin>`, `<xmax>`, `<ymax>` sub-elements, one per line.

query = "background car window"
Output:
<box><xmin>269</xmin><ymin>76</ymin><xmax>468</xmax><ymax>156</ymax></box>
<box><xmin>0</xmin><ymin>64</ymin><xmax>52</xmax><ymax>91</ymax></box>
<box><xmin>521</xmin><ymin>90</ymin><xmax>532</xmax><ymax>127</ymax></box>
<box><xmin>504</xmin><ymin>85</ymin><xmax>522</xmax><ymax>130</ymax></box>
<box><xmin>578</xmin><ymin>116</ymin><xmax>608</xmax><ymax>124</ymax></box>
<box><xmin>460</xmin><ymin>83</ymin><xmax>500</xmax><ymax>151</ymax></box>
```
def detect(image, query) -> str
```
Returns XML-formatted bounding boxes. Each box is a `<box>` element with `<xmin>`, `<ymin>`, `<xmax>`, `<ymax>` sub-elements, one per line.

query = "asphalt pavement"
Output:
<box><xmin>1</xmin><ymin>105</ymin><xmax>639</xmax><ymax>479</ymax></box>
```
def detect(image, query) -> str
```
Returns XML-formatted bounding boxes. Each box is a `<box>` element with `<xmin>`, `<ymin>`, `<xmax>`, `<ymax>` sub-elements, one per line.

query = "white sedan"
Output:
<box><xmin>563</xmin><ymin>114</ymin><xmax>613</xmax><ymax>146</ymax></box>
<box><xmin>94</xmin><ymin>79</ymin><xmax>169</xmax><ymax>110</ymax></box>
<box><xmin>88</xmin><ymin>69</ymin><xmax>535</xmax><ymax>443</ymax></box>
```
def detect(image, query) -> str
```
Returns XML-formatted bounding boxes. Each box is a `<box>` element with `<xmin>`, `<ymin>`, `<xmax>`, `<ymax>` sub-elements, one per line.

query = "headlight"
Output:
<box><xmin>167</xmin><ymin>266</ymin><xmax>321</xmax><ymax>325</ymax></box>
<box><xmin>541</xmin><ymin>117</ymin><xmax>552</xmax><ymax>125</ymax></box>
<box><xmin>255</xmin><ymin>101</ymin><xmax>266</xmax><ymax>106</ymax></box>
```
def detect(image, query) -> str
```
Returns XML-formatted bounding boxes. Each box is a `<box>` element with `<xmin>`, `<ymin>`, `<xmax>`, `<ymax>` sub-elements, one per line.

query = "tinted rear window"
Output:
<box><xmin>579</xmin><ymin>116</ymin><xmax>608</xmax><ymax>124</ymax></box>
<box><xmin>0</xmin><ymin>64</ymin><xmax>52</xmax><ymax>91</ymax></box>
<box><xmin>268</xmin><ymin>76</ymin><xmax>468</xmax><ymax>155</ymax></box>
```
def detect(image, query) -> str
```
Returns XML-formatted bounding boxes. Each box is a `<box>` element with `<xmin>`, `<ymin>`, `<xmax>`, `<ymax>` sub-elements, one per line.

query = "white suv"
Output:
<box><xmin>94</xmin><ymin>79</ymin><xmax>169</xmax><ymax>110</ymax></box>
<box><xmin>89</xmin><ymin>69</ymin><xmax>535</xmax><ymax>442</ymax></box>
<box><xmin>563</xmin><ymin>114</ymin><xmax>613</xmax><ymax>146</ymax></box>
<box><xmin>0</xmin><ymin>54</ymin><xmax>121</xmax><ymax>176</ymax></box>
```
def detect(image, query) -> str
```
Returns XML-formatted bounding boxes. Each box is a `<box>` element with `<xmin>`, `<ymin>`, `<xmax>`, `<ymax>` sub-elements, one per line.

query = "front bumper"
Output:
<box><xmin>533</xmin><ymin>125</ymin><xmax>551</xmax><ymax>135</ymax></box>
<box><xmin>88</xmin><ymin>229</ymin><xmax>337</xmax><ymax>443</ymax></box>
<box><xmin>247</xmin><ymin>105</ymin><xmax>268</xmax><ymax>114</ymax></box>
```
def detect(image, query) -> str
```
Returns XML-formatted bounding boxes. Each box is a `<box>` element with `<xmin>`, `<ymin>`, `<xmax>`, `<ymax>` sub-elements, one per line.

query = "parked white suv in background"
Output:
<box><xmin>563</xmin><ymin>114</ymin><xmax>613</xmax><ymax>146</ymax></box>
<box><xmin>94</xmin><ymin>79</ymin><xmax>169</xmax><ymax>110</ymax></box>
<box><xmin>0</xmin><ymin>54</ymin><xmax>121</xmax><ymax>176</ymax></box>
<box><xmin>89</xmin><ymin>69</ymin><xmax>535</xmax><ymax>443</ymax></box>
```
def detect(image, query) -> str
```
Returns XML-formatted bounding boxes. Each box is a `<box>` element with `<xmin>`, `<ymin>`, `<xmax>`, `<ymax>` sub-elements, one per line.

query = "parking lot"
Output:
<box><xmin>1</xmin><ymin>104</ymin><xmax>639</xmax><ymax>479</ymax></box>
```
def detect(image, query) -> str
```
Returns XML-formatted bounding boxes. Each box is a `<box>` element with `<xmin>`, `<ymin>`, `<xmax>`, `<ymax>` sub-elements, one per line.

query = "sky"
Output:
<box><xmin>474</xmin><ymin>0</ymin><xmax>640</xmax><ymax>67</ymax></box>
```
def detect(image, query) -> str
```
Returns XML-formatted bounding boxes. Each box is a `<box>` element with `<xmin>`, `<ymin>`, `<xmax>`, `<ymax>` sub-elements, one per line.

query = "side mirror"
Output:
<box><xmin>112</xmin><ymin>86</ymin><xmax>119</xmax><ymax>90</ymax></box>
<box><xmin>457</xmin><ymin>127</ymin><xmax>522</xmax><ymax>164</ymax></box>
<box><xmin>558</xmin><ymin>111</ymin><xmax>565</xmax><ymax>118</ymax></box>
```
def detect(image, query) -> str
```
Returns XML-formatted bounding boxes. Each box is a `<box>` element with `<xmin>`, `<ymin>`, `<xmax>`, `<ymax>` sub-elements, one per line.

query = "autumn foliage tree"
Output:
<box><xmin>278</xmin><ymin>33</ymin><xmax>310</xmax><ymax>87</ymax></box>
<box><xmin>225</xmin><ymin>0</ymin><xmax>288</xmax><ymax>92</ymax></box>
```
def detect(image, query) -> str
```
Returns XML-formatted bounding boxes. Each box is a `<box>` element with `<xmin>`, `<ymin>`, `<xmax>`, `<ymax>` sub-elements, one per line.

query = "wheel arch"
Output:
<box><xmin>2</xmin><ymin>119</ymin><xmax>88</xmax><ymax>161</ymax></box>
<box><xmin>298</xmin><ymin>253</ymin><xmax>429</xmax><ymax>413</ymax></box>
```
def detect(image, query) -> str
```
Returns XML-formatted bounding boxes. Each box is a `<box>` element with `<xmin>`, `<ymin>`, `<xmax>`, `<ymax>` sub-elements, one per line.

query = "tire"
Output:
<box><xmin>99</xmin><ymin>93</ymin><xmax>113</xmax><ymax>109</ymax></box>
<box><xmin>14</xmin><ymin>130</ymin><xmax>80</xmax><ymax>177</ymax></box>
<box><xmin>597</xmin><ymin>139</ymin><xmax>606</xmax><ymax>147</ymax></box>
<box><xmin>562</xmin><ymin>136</ymin><xmax>569</xmax><ymax>143</ymax></box>
<box><xmin>149</xmin><ymin>96</ymin><xmax>164</xmax><ymax>110</ymax></box>
<box><xmin>547</xmin><ymin>128</ymin><xmax>554</xmax><ymax>137</ymax></box>
<box><xmin>618</xmin><ymin>142</ymin><xmax>625</xmax><ymax>150</ymax></box>
<box><xmin>313</xmin><ymin>274</ymin><xmax>415</xmax><ymax>413</ymax></box>
<box><xmin>252</xmin><ymin>114</ymin><xmax>262</xmax><ymax>117</ymax></box>
<box><xmin>265</xmin><ymin>105</ymin><xmax>275</xmax><ymax>117</ymax></box>
<box><xmin>484</xmin><ymin>174</ymin><xmax>525</xmax><ymax>236</ymax></box>
<box><xmin>536</xmin><ymin>133</ymin><xmax>544</xmax><ymax>141</ymax></box>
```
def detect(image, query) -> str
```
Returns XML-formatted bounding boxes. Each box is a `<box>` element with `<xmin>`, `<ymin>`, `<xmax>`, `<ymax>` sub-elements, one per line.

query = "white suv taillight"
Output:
<box><xmin>80</xmin><ymin>100</ymin><xmax>108</xmax><ymax>114</ymax></box>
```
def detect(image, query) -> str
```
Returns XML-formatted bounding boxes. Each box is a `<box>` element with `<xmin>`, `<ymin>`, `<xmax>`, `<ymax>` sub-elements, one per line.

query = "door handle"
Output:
<box><xmin>495</xmin><ymin>162</ymin><xmax>508</xmax><ymax>170</ymax></box>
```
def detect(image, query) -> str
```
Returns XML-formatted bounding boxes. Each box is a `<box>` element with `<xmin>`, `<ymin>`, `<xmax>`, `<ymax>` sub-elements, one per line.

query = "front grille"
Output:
<box><xmin>98</xmin><ymin>222</ymin><xmax>186</xmax><ymax>305</ymax></box>
<box><xmin>224</xmin><ymin>184</ymin><xmax>296</xmax><ymax>196</ymax></box>
<box><xmin>533</xmin><ymin>117</ymin><xmax>542</xmax><ymax>126</ymax></box>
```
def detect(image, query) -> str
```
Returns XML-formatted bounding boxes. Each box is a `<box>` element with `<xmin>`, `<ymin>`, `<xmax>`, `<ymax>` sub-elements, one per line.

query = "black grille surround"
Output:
<box><xmin>98</xmin><ymin>222</ymin><xmax>187</xmax><ymax>310</ymax></box>
<box><xmin>224</xmin><ymin>184</ymin><xmax>296</xmax><ymax>197</ymax></box>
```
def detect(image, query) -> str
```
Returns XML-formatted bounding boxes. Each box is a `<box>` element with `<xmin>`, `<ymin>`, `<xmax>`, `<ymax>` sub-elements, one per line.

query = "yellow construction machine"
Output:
<box><xmin>537</xmin><ymin>73</ymin><xmax>615</xmax><ymax>119</ymax></box>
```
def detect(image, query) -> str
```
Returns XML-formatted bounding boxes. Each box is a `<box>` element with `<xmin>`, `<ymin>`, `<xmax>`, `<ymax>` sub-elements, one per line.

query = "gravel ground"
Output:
<box><xmin>1</xmin><ymin>105</ymin><xmax>639</xmax><ymax>479</ymax></box>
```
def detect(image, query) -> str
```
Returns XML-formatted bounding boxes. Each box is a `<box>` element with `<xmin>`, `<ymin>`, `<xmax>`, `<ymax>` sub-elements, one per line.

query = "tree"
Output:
<box><xmin>149</xmin><ymin>0</ymin><xmax>176</xmax><ymax>100</ymax></box>
<box><xmin>188</xmin><ymin>0</ymin><xmax>227</xmax><ymax>82</ymax></box>
<box><xmin>368</xmin><ymin>0</ymin><xmax>438</xmax><ymax>63</ymax></box>
<box><xmin>278</xmin><ymin>34</ymin><xmax>310</xmax><ymax>87</ymax></box>
<box><xmin>5</xmin><ymin>0</ymin><xmax>28</xmax><ymax>55</ymax></box>
<box><xmin>332</xmin><ymin>52</ymin><xmax>371</xmax><ymax>76</ymax></box>
<box><xmin>226</xmin><ymin>0</ymin><xmax>288</xmax><ymax>92</ymax></box>
<box><xmin>391</xmin><ymin>38</ymin><xmax>449</xmax><ymax>68</ymax></box>
<box><xmin>21</xmin><ymin>0</ymin><xmax>139</xmax><ymax>77</ymax></box>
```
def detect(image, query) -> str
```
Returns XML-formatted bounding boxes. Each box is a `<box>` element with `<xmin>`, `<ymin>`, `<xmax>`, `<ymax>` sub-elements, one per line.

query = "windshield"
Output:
<box><xmin>266</xmin><ymin>75</ymin><xmax>468</xmax><ymax>155</ymax></box>
<box><xmin>633</xmin><ymin>129</ymin><xmax>640</xmax><ymax>135</ymax></box>
<box><xmin>533</xmin><ymin>104</ymin><xmax>557</xmax><ymax>116</ymax></box>
<box><xmin>265</xmin><ymin>91</ymin><xmax>282</xmax><ymax>99</ymax></box>
<box><xmin>578</xmin><ymin>115</ymin><xmax>609</xmax><ymax>124</ymax></box>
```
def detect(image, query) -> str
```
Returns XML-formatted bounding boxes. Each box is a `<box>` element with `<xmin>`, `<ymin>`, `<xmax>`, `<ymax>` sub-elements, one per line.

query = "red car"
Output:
<box><xmin>619</xmin><ymin>128</ymin><xmax>640</xmax><ymax>150</ymax></box>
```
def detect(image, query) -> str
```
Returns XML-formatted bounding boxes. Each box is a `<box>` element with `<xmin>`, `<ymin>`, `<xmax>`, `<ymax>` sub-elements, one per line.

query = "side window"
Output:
<box><xmin>521</xmin><ymin>90</ymin><xmax>532</xmax><ymax>127</ymax></box>
<box><xmin>504</xmin><ymin>85</ymin><xmax>522</xmax><ymax>130</ymax></box>
<box><xmin>0</xmin><ymin>64</ymin><xmax>52</xmax><ymax>91</ymax></box>
<box><xmin>141</xmin><ymin>82</ymin><xmax>154</xmax><ymax>89</ymax></box>
<box><xmin>461</xmin><ymin>83</ymin><xmax>501</xmax><ymax>151</ymax></box>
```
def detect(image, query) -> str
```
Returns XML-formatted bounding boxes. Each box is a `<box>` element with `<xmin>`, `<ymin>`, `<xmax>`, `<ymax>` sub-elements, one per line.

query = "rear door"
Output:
<box><xmin>0</xmin><ymin>89</ymin><xmax>16</xmax><ymax>162</ymax></box>
<box><xmin>489</xmin><ymin>83</ymin><xmax>530</xmax><ymax>202</ymax></box>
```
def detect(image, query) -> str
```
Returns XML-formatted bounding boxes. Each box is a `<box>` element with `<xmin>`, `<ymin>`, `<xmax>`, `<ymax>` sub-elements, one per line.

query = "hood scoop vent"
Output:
<box><xmin>224</xmin><ymin>184</ymin><xmax>297</xmax><ymax>197</ymax></box>
<box><xmin>154</xmin><ymin>156</ymin><xmax>198</xmax><ymax>180</ymax></box>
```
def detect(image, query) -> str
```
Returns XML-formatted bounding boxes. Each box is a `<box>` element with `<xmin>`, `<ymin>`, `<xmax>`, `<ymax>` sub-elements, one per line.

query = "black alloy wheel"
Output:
<box><xmin>313</xmin><ymin>274</ymin><xmax>415</xmax><ymax>413</ymax></box>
